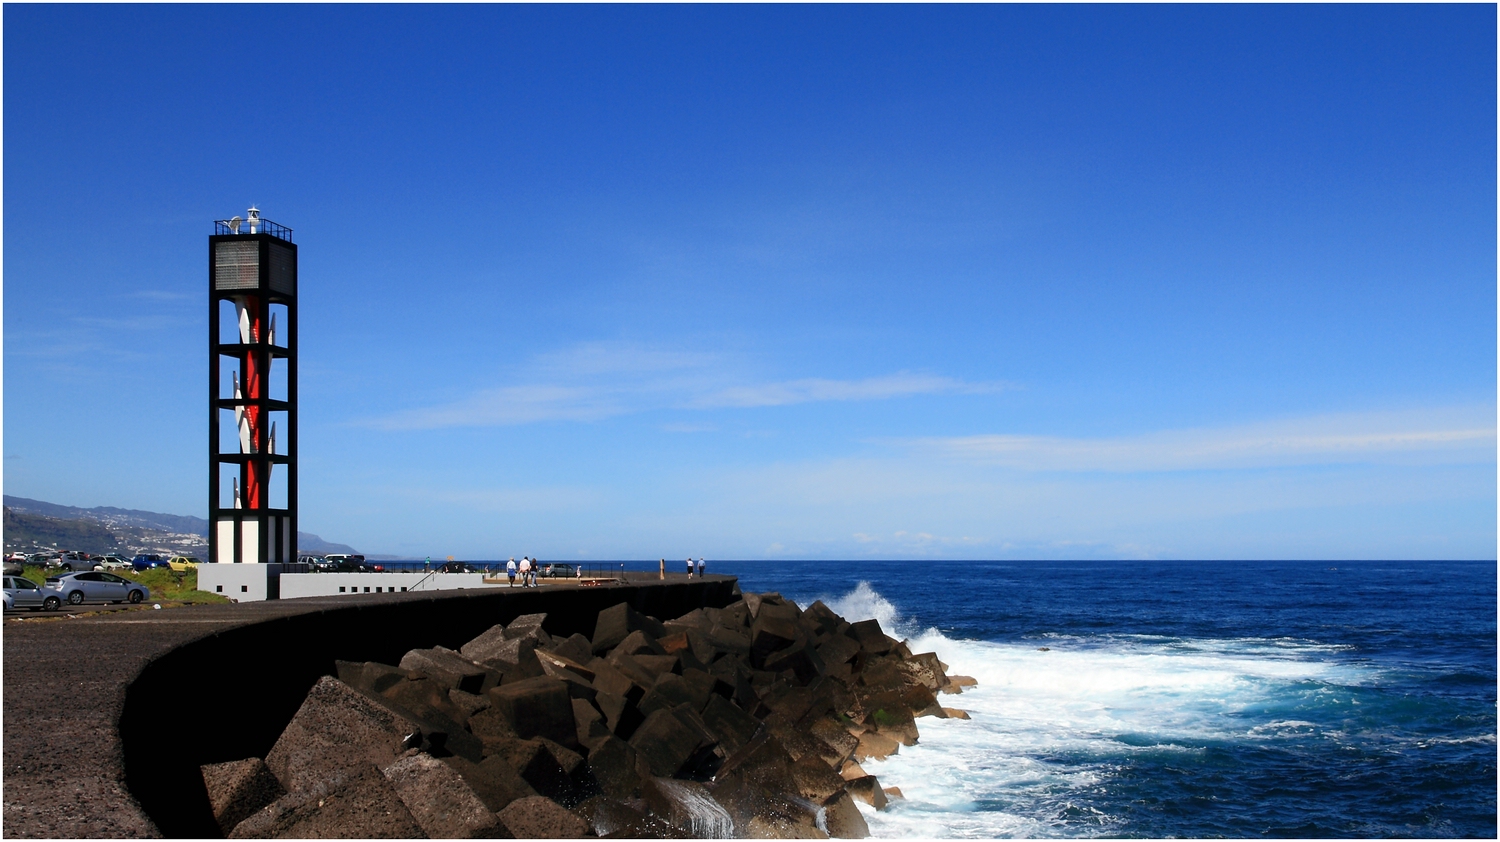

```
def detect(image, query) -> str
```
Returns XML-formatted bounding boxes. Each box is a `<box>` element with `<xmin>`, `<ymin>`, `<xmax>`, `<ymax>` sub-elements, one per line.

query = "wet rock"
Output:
<box><xmin>586</xmin><ymin>735</ymin><xmax>644</xmax><ymax>800</ymax></box>
<box><xmin>844</xmin><ymin>775</ymin><xmax>887</xmax><ymax>810</ymax></box>
<box><xmin>789</xmin><ymin>754</ymin><xmax>845</xmax><ymax>803</ymax></box>
<box><xmin>496</xmin><ymin>794</ymin><xmax>588</xmax><ymax>839</ymax></box>
<box><xmin>574</xmin><ymin>697</ymin><xmax>613</xmax><ymax>750</ymax></box>
<box><xmin>488</xmin><ymin>737</ymin><xmax>576</xmax><ymax>803</ymax></box>
<box><xmin>845</xmin><ymin>620</ymin><xmax>894</xmax><ymax>656</ymax></box>
<box><xmin>852</xmin><ymin>731</ymin><xmax>900</xmax><ymax>762</ymax></box>
<box><xmin>383</xmin><ymin>752</ymin><xmax>502</xmax><ymax>838</ymax></box>
<box><xmin>821</xmin><ymin>791</ymin><xmax>870</xmax><ymax>838</ymax></box>
<box><xmin>643</xmin><ymin>776</ymin><xmax>735</xmax><ymax>838</ymax></box>
<box><xmin>940</xmin><ymin>707</ymin><xmax>971</xmax><ymax>720</ymax></box>
<box><xmin>699</xmin><ymin>693</ymin><xmax>760</xmax><ymax>755</ymax></box>
<box><xmin>548</xmin><ymin>632</ymin><xmax>596</xmax><ymax>665</ymax></box>
<box><xmin>201</xmin><ymin>757</ymin><xmax>285</xmax><ymax>836</ymax></box>
<box><xmin>572</xmin><ymin>795</ymin><xmax>688</xmax><ymax>839</ymax></box>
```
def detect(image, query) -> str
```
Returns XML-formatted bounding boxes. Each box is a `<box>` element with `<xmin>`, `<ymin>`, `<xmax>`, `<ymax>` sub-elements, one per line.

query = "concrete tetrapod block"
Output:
<box><xmin>442</xmin><ymin>755</ymin><xmax>538</xmax><ymax>813</ymax></box>
<box><xmin>843</xmin><ymin>776</ymin><xmax>888</xmax><ymax>811</ymax></box>
<box><xmin>229</xmin><ymin>762</ymin><xmax>425</xmax><ymax>839</ymax></box>
<box><xmin>489</xmin><ymin>675</ymin><xmax>579</xmax><ymax>748</ymax></box>
<box><xmin>459</xmin><ymin>624</ymin><xmax>512</xmax><ymax>663</ymax></box>
<box><xmin>585</xmin><ymin>735</ymin><xmax>644</xmax><ymax>800</ymax></box>
<box><xmin>382</xmin><ymin>752</ymin><xmax>504</xmax><ymax>838</ymax></box>
<box><xmin>399</xmin><ymin>646</ymin><xmax>493</xmax><ymax>694</ymax></box>
<box><xmin>821</xmin><ymin>791</ymin><xmax>871</xmax><ymax>839</ymax></box>
<box><xmin>496</xmin><ymin>795</ymin><xmax>588</xmax><ymax>839</ymax></box>
<box><xmin>572</xmin><ymin>794</ymin><xmax>690</xmax><ymax>839</ymax></box>
<box><xmin>642</xmin><ymin>776</ymin><xmax>736</xmax><ymax>838</ymax></box>
<box><xmin>700</xmin><ymin>693</ymin><xmax>760</xmax><ymax>756</ymax></box>
<box><xmin>846</xmin><ymin>620</ymin><xmax>894</xmax><ymax>656</ymax></box>
<box><xmin>504</xmin><ymin>612</ymin><xmax>549</xmax><ymax>641</ymax></box>
<box><xmin>264</xmin><ymin>676</ymin><xmax>417</xmax><ymax>794</ymax></box>
<box><xmin>627</xmin><ymin>707</ymin><xmax>704</xmax><ymax>777</ymax></box>
<box><xmin>790</xmin><ymin>754</ymin><xmax>847</xmax><ymax>803</ymax></box>
<box><xmin>201</xmin><ymin>757</ymin><xmax>286</xmax><ymax>836</ymax></box>
<box><xmin>852</xmin><ymin>731</ymin><xmax>900</xmax><ymax>762</ymax></box>
<box><xmin>592</xmin><ymin>602</ymin><xmax>667</xmax><ymax>655</ymax></box>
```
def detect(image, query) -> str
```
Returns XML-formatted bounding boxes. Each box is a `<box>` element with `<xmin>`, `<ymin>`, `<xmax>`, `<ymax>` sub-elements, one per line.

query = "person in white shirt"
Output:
<box><xmin>506</xmin><ymin>558</ymin><xmax>517</xmax><ymax>587</ymax></box>
<box><xmin>686</xmin><ymin>558</ymin><xmax>694</xmax><ymax>578</ymax></box>
<box><xmin>519</xmin><ymin>557</ymin><xmax>531</xmax><ymax>588</ymax></box>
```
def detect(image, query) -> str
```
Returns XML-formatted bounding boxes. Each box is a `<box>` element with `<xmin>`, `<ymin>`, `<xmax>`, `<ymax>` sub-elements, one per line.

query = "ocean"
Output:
<box><xmin>697</xmin><ymin>559</ymin><xmax>1498</xmax><ymax>839</ymax></box>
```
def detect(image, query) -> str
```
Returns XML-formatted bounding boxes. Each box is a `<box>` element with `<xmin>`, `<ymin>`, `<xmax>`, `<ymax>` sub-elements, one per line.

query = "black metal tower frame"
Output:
<box><xmin>208</xmin><ymin>229</ymin><xmax>297</xmax><ymax>565</ymax></box>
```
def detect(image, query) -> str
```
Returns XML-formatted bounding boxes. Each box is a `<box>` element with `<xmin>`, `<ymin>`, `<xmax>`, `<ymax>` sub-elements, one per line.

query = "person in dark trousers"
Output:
<box><xmin>686</xmin><ymin>558</ymin><xmax>694</xmax><ymax>578</ymax></box>
<box><xmin>696</xmin><ymin>558</ymin><xmax>705</xmax><ymax>577</ymax></box>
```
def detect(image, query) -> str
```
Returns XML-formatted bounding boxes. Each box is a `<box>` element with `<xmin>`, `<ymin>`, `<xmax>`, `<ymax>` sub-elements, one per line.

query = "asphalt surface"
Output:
<box><xmin>2</xmin><ymin>577</ymin><xmax>735</xmax><ymax>838</ymax></box>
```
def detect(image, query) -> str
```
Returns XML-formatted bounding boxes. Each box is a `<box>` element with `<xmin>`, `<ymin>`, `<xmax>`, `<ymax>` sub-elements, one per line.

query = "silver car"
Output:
<box><xmin>43</xmin><ymin>571</ymin><xmax>149</xmax><ymax>607</ymax></box>
<box><xmin>3</xmin><ymin>575</ymin><xmax>51</xmax><ymax>611</ymax></box>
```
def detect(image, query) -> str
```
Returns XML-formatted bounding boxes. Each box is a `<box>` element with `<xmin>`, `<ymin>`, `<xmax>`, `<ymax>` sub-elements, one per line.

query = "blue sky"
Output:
<box><xmin>4</xmin><ymin>5</ymin><xmax>1494</xmax><ymax>560</ymax></box>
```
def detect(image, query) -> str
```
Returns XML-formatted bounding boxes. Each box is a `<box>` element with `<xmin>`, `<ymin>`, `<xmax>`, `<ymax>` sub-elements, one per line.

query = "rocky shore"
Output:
<box><xmin>205</xmin><ymin>592</ymin><xmax>976</xmax><ymax>838</ymax></box>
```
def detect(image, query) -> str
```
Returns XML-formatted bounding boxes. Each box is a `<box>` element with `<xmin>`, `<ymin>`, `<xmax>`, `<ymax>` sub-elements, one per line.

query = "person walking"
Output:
<box><xmin>659</xmin><ymin>559</ymin><xmax>665</xmax><ymax>580</ymax></box>
<box><xmin>696</xmin><ymin>558</ymin><xmax>705</xmax><ymax>577</ymax></box>
<box><xmin>518</xmin><ymin>556</ymin><xmax>531</xmax><ymax>588</ymax></box>
<box><xmin>686</xmin><ymin>558</ymin><xmax>694</xmax><ymax>578</ymax></box>
<box><xmin>506</xmin><ymin>558</ymin><xmax>517</xmax><ymax>587</ymax></box>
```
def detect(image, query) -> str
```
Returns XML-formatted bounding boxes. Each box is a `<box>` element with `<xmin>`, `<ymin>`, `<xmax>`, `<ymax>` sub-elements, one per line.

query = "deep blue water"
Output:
<box><xmin>688</xmin><ymin>560</ymin><xmax>1496</xmax><ymax>838</ymax></box>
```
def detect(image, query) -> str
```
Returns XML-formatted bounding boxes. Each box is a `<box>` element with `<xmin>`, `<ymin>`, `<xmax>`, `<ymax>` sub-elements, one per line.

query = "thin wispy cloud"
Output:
<box><xmin>904</xmin><ymin>407</ymin><xmax>1496</xmax><ymax>472</ymax></box>
<box><xmin>365</xmin><ymin>341</ymin><xmax>996</xmax><ymax>430</ymax></box>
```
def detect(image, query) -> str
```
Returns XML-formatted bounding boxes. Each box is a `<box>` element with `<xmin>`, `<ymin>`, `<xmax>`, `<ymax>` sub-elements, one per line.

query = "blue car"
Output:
<box><xmin>131</xmin><ymin>554</ymin><xmax>170</xmax><ymax>571</ymax></box>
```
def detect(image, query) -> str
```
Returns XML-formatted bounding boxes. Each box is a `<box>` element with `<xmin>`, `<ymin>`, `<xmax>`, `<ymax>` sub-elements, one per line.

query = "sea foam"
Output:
<box><xmin>792</xmin><ymin>582</ymin><xmax>1387</xmax><ymax>839</ymax></box>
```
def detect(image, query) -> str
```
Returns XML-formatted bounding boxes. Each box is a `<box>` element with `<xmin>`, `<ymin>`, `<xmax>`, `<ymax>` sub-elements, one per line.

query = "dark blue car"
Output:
<box><xmin>131</xmin><ymin>554</ymin><xmax>171</xmax><ymax>571</ymax></box>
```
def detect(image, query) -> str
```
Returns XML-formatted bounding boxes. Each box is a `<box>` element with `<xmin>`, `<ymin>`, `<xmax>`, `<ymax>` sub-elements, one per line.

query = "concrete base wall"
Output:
<box><xmin>197</xmin><ymin>563</ymin><xmax>309</xmax><ymax>601</ymax></box>
<box><xmin>279</xmin><ymin>572</ymin><xmax>489</xmax><ymax>599</ymax></box>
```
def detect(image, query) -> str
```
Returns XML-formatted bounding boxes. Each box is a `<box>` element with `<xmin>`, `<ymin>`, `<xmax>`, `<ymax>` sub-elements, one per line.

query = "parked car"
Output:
<box><xmin>93</xmin><ymin>554</ymin><xmax>133</xmax><ymax>571</ymax></box>
<box><xmin>168</xmin><ymin>556</ymin><xmax>201</xmax><ymax>572</ymax></box>
<box><xmin>3</xmin><ymin>576</ymin><xmax>49</xmax><ymax>611</ymax></box>
<box><xmin>299</xmin><ymin>555</ymin><xmax>331</xmax><ymax>571</ymax></box>
<box><xmin>44</xmin><ymin>571</ymin><xmax>150</xmax><ymax>606</ymax></box>
<box><xmin>541</xmin><ymin>563</ymin><xmax>578</xmax><ymax>578</ymax></box>
<box><xmin>3</xmin><ymin>560</ymin><xmax>24</xmax><ymax>577</ymax></box>
<box><xmin>439</xmin><ymin>561</ymin><xmax>479</xmax><ymax>573</ymax></box>
<box><xmin>52</xmin><ymin>551</ymin><xmax>97</xmax><ymax>572</ymax></box>
<box><xmin>324</xmin><ymin>554</ymin><xmax>374</xmax><ymax>573</ymax></box>
<box><xmin>132</xmin><ymin>554</ymin><xmax>170</xmax><ymax>571</ymax></box>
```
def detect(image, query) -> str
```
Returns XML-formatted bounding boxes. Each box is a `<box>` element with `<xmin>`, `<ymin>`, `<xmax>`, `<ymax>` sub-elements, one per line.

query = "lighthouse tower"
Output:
<box><xmin>209</xmin><ymin>208</ymin><xmax>297</xmax><ymax>564</ymax></box>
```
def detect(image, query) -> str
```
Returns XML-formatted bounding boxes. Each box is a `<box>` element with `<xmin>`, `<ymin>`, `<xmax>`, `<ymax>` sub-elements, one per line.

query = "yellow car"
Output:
<box><xmin>168</xmin><ymin>556</ymin><xmax>201</xmax><ymax>572</ymax></box>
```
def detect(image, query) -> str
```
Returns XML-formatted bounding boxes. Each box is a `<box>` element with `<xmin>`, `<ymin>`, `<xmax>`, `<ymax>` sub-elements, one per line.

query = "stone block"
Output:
<box><xmin>442</xmin><ymin>754</ymin><xmax>537</xmax><ymax>813</ymax></box>
<box><xmin>882</xmin><ymin>786</ymin><xmax>904</xmax><ymax>800</ymax></box>
<box><xmin>468</xmin><ymin>705</ymin><xmax>520</xmax><ymax>741</ymax></box>
<box><xmin>857</xmin><ymin>658</ymin><xmax>904</xmax><ymax>692</ymax></box>
<box><xmin>838</xmin><ymin>761</ymin><xmax>866</xmax><ymax>782</ymax></box>
<box><xmin>449</xmin><ymin>687</ymin><xmax>491</xmax><ymax>719</ymax></box>
<box><xmin>749</xmin><ymin>615</ymin><xmax>802</xmax><ymax>667</ymax></box>
<box><xmin>846</xmin><ymin>620</ymin><xmax>893</xmax><ymax>656</ymax></box>
<box><xmin>642</xmin><ymin>776</ymin><xmax>735</xmax><ymax>838</ymax></box>
<box><xmin>497</xmin><ymin>795</ymin><xmax>588</xmax><ymax>839</ymax></box>
<box><xmin>844</xmin><ymin>776</ymin><xmax>887</xmax><ymax>811</ymax></box>
<box><xmin>550</xmin><ymin>632</ymin><xmax>595</xmax><ymax>665</ymax></box>
<box><xmin>201</xmin><ymin>757</ymin><xmax>285</xmax><ymax>836</ymax></box>
<box><xmin>852</xmin><ymin>731</ymin><xmax>899</xmax><ymax>762</ymax></box>
<box><xmin>628</xmin><ymin>708</ymin><xmax>703</xmax><ymax>777</ymax></box>
<box><xmin>940</xmin><ymin>708</ymin><xmax>971</xmax><ymax>719</ymax></box>
<box><xmin>594</xmin><ymin>688</ymin><xmax>646</xmax><ymax>739</ymax></box>
<box><xmin>382</xmin><ymin>752</ymin><xmax>503</xmax><ymax>838</ymax></box>
<box><xmin>229</xmin><ymin>762</ymin><xmax>424</xmax><ymax>839</ymax></box>
<box><xmin>808</xmin><ymin>717</ymin><xmax>859</xmax><ymax>769</ymax></box>
<box><xmin>742</xmin><ymin>593</ymin><xmax>764</xmax><ymax>619</ymax></box>
<box><xmin>815</xmin><ymin>635</ymin><xmax>861</xmax><ymax>669</ymax></box>
<box><xmin>866</xmin><ymin>700</ymin><xmax>918</xmax><ymax>747</ymax></box>
<box><xmin>821</xmin><ymin>791</ymin><xmax>870</xmax><ymax>838</ymax></box>
<box><xmin>536</xmin><ymin>647</ymin><xmax>597</xmax><ymax>682</ymax></box>
<box><xmin>592</xmin><ymin>602</ymin><xmax>666</xmax><ymax>654</ymax></box>
<box><xmin>607</xmin><ymin>650</ymin><xmax>664</xmax><ymax>689</ymax></box>
<box><xmin>903</xmin><ymin>652</ymin><xmax>949</xmax><ymax>691</ymax></box>
<box><xmin>764</xmin><ymin>644</ymin><xmax>825</xmax><ymax>685</ymax></box>
<box><xmin>535</xmin><ymin>656</ymin><xmax>599</xmax><ymax>702</ymax></box>
<box><xmin>666</xmin><ymin>607</ymin><xmax>714</xmax><ymax>630</ymax></box>
<box><xmin>488</xmin><ymin>737</ymin><xmax>575</xmax><ymax>803</ymax></box>
<box><xmin>704</xmin><ymin>625</ymin><xmax>753</xmax><ymax>659</ymax></box>
<box><xmin>586</xmin><ymin>735</ymin><xmax>643</xmax><ymax>800</ymax></box>
<box><xmin>573</xmin><ymin>697</ymin><xmax>613</xmax><ymax>750</ymax></box>
<box><xmin>378</xmin><ymin>679</ymin><xmax>484</xmax><ymax>761</ymax></box>
<box><xmin>459</xmin><ymin>623</ymin><xmax>513</xmax><ymax>663</ymax></box>
<box><xmin>489</xmin><ymin>675</ymin><xmax>579</xmax><ymax>747</ymax></box>
<box><xmin>635</xmin><ymin>653</ymin><xmax>680</xmax><ymax>679</ymax></box>
<box><xmin>718</xmin><ymin>600</ymin><xmax>751</xmax><ymax>629</ymax></box>
<box><xmin>572</xmin><ymin>794</ymin><xmax>689</xmax><ymax>839</ymax></box>
<box><xmin>699</xmin><ymin>694</ymin><xmax>760</xmax><ymax>756</ymax></box>
<box><xmin>504</xmin><ymin>612</ymin><xmax>549</xmax><ymax>641</ymax></box>
<box><xmin>399</xmin><ymin>646</ymin><xmax>492</xmax><ymax>694</ymax></box>
<box><xmin>264</xmin><ymin>676</ymin><xmax>415</xmax><ymax>793</ymax></box>
<box><xmin>334</xmin><ymin>660</ymin><xmax>418</xmax><ymax>696</ymax></box>
<box><xmin>637</xmin><ymin>672</ymin><xmax>700</xmax><ymax>717</ymax></box>
<box><xmin>790</xmin><ymin>754</ymin><xmax>845</xmax><ymax>803</ymax></box>
<box><xmin>899</xmin><ymin>683</ymin><xmax>939</xmax><ymax>716</ymax></box>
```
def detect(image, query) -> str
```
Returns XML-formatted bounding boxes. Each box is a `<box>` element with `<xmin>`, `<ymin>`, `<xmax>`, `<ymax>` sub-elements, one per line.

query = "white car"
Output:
<box><xmin>43</xmin><ymin>571</ymin><xmax>150</xmax><ymax>608</ymax></box>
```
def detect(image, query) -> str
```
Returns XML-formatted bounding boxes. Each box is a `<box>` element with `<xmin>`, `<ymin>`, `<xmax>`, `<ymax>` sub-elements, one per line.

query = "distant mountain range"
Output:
<box><xmin>2</xmin><ymin>495</ymin><xmax>358</xmax><ymax>557</ymax></box>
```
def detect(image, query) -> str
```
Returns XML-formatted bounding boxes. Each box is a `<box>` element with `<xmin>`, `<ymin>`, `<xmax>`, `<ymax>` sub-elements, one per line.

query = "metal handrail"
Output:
<box><xmin>214</xmin><ymin>218</ymin><xmax>293</xmax><ymax>241</ymax></box>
